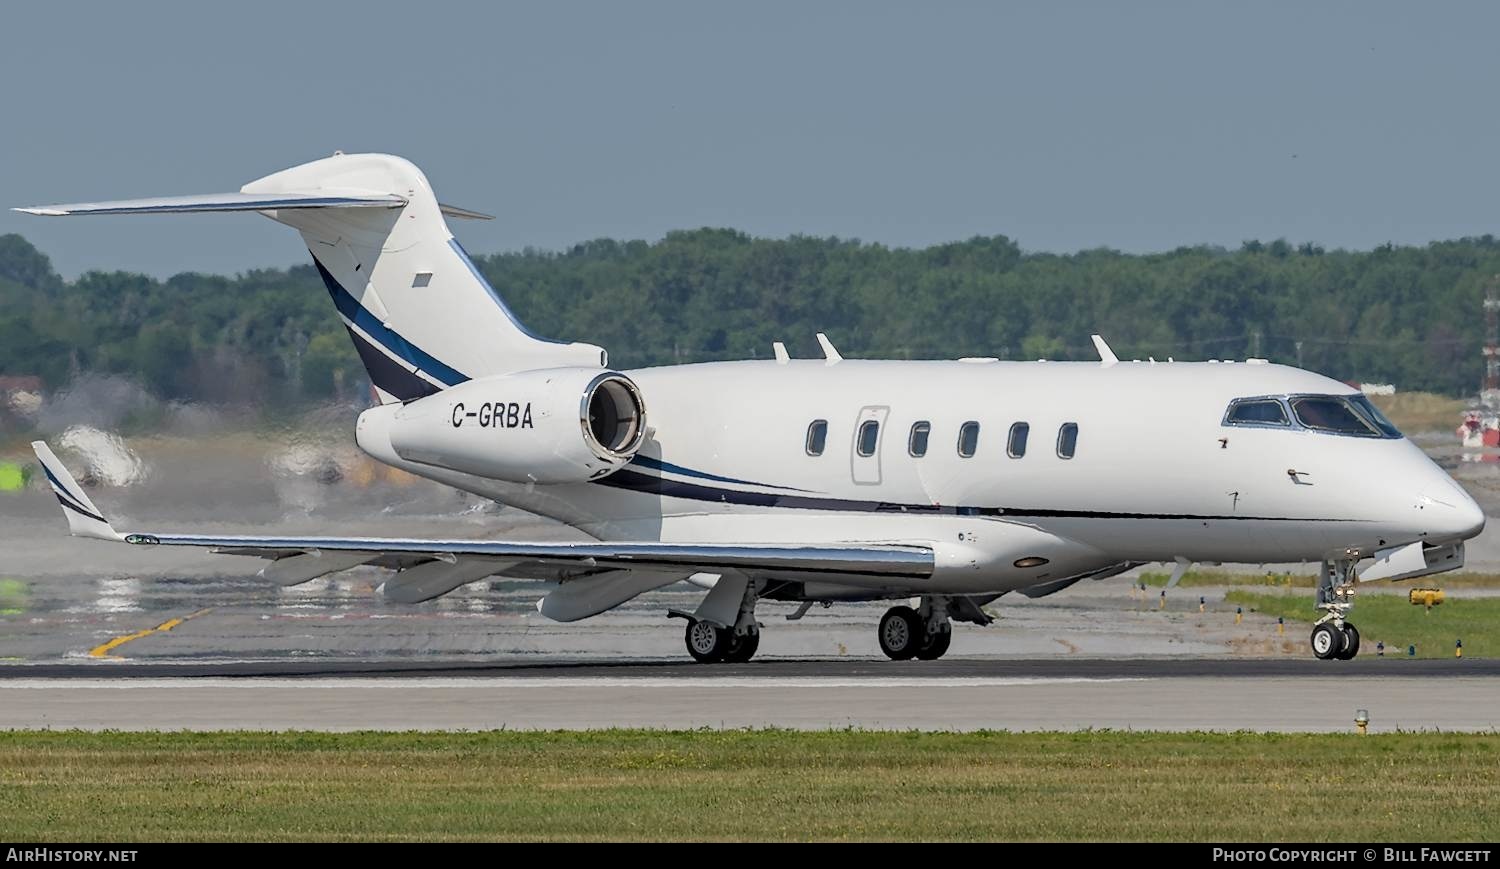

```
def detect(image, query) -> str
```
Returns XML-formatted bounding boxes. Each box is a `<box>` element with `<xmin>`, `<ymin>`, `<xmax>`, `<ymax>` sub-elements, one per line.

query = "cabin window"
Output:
<box><xmin>957</xmin><ymin>421</ymin><xmax>980</xmax><ymax>458</ymax></box>
<box><xmin>1007</xmin><ymin>422</ymin><xmax>1029</xmax><ymax>458</ymax></box>
<box><xmin>1291</xmin><ymin>397</ymin><xmax>1379</xmax><ymax>437</ymax></box>
<box><xmin>805</xmin><ymin>419</ymin><xmax>828</xmax><ymax>455</ymax></box>
<box><xmin>1057</xmin><ymin>422</ymin><xmax>1078</xmax><ymax>459</ymax></box>
<box><xmin>908</xmin><ymin>421</ymin><xmax>931</xmax><ymax>457</ymax></box>
<box><xmin>857</xmin><ymin>420</ymin><xmax>880</xmax><ymax>457</ymax></box>
<box><xmin>1225</xmin><ymin>398</ymin><xmax>1290</xmax><ymax>427</ymax></box>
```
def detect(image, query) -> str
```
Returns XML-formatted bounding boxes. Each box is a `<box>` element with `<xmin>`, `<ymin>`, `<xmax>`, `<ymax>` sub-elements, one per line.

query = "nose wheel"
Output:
<box><xmin>1310</xmin><ymin>621</ymin><xmax>1361</xmax><ymax>660</ymax></box>
<box><xmin>1309</xmin><ymin>558</ymin><xmax>1362</xmax><ymax>660</ymax></box>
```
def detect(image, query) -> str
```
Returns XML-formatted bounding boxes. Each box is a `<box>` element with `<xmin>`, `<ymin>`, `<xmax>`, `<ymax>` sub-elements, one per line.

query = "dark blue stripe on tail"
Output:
<box><xmin>344</xmin><ymin>327</ymin><xmax>441</xmax><ymax>401</ymax></box>
<box><xmin>310</xmin><ymin>254</ymin><xmax>469</xmax><ymax>392</ymax></box>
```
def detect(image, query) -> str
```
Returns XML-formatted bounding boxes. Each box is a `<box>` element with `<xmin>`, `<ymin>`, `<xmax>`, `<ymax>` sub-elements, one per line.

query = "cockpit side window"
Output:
<box><xmin>1225</xmin><ymin>398</ymin><xmax>1290</xmax><ymax>427</ymax></box>
<box><xmin>1291</xmin><ymin>396</ymin><xmax>1380</xmax><ymax>437</ymax></box>
<box><xmin>1347</xmin><ymin>395</ymin><xmax>1403</xmax><ymax>438</ymax></box>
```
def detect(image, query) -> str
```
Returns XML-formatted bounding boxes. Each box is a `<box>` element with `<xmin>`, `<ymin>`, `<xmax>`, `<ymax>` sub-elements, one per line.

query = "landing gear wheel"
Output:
<box><xmin>1336</xmin><ymin>623</ymin><xmax>1360</xmax><ymax>660</ymax></box>
<box><xmin>915</xmin><ymin>624</ymin><xmax>952</xmax><ymax>660</ymax></box>
<box><xmin>1310</xmin><ymin>622</ymin><xmax>1345</xmax><ymax>661</ymax></box>
<box><xmin>723</xmin><ymin>629</ymin><xmax>760</xmax><ymax>663</ymax></box>
<box><xmin>685</xmin><ymin>620</ymin><xmax>730</xmax><ymax>663</ymax></box>
<box><xmin>879</xmin><ymin>606</ymin><xmax>923</xmax><ymax>661</ymax></box>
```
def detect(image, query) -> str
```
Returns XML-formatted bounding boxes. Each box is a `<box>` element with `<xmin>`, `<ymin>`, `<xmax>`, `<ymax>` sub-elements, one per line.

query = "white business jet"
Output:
<box><xmin>19</xmin><ymin>153</ymin><xmax>1485</xmax><ymax>663</ymax></box>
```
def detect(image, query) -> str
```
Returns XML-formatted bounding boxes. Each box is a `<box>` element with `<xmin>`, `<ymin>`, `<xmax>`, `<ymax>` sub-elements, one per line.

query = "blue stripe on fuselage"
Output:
<box><xmin>593</xmin><ymin>468</ymin><xmax>1358</xmax><ymax>522</ymax></box>
<box><xmin>628</xmin><ymin>455</ymin><xmax>811</xmax><ymax>492</ymax></box>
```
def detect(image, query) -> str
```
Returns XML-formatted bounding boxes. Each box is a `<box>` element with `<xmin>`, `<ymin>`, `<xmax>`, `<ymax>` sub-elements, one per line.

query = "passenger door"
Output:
<box><xmin>851</xmin><ymin>405</ymin><xmax>889</xmax><ymax>486</ymax></box>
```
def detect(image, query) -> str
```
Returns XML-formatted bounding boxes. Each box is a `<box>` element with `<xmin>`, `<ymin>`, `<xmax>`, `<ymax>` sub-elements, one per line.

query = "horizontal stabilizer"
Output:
<box><xmin>14</xmin><ymin>190</ymin><xmax>406</xmax><ymax>216</ymax></box>
<box><xmin>438</xmin><ymin>203</ymin><xmax>493</xmax><ymax>221</ymax></box>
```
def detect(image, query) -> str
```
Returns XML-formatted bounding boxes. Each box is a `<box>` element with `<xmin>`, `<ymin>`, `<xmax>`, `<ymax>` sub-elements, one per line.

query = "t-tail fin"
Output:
<box><xmin>16</xmin><ymin>153</ymin><xmax>605</xmax><ymax>403</ymax></box>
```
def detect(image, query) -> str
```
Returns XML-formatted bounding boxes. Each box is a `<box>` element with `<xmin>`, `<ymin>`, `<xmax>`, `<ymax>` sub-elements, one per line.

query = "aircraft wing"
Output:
<box><xmin>32</xmin><ymin>442</ymin><xmax>933</xmax><ymax>607</ymax></box>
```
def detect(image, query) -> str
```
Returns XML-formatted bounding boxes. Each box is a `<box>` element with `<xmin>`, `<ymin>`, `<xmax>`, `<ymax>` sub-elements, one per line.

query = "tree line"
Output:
<box><xmin>0</xmin><ymin>229</ymin><xmax>1495</xmax><ymax>408</ymax></box>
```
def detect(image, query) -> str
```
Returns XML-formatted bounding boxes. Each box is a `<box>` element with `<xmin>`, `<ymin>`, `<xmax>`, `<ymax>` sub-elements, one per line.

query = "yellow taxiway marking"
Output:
<box><xmin>88</xmin><ymin>609</ymin><xmax>213</xmax><ymax>659</ymax></box>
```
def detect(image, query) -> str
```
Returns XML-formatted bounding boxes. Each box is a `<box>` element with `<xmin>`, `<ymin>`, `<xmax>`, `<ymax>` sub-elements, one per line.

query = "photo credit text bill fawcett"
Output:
<box><xmin>1213</xmin><ymin>850</ymin><xmax>1492</xmax><ymax>863</ymax></box>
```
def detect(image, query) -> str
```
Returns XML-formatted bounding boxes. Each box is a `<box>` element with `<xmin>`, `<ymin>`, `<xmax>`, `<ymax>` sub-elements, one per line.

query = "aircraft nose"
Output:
<box><xmin>1418</xmin><ymin>477</ymin><xmax>1486</xmax><ymax>542</ymax></box>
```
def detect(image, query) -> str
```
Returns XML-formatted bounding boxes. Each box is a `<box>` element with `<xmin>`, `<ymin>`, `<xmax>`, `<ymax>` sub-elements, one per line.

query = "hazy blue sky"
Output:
<box><xmin>4</xmin><ymin>1</ymin><xmax>1500</xmax><ymax>278</ymax></box>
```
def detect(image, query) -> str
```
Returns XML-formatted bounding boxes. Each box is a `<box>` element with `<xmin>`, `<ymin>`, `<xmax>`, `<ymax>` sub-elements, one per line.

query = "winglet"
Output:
<box><xmin>30</xmin><ymin>441</ymin><xmax>123</xmax><ymax>541</ymax></box>
<box><xmin>1091</xmin><ymin>334</ymin><xmax>1119</xmax><ymax>366</ymax></box>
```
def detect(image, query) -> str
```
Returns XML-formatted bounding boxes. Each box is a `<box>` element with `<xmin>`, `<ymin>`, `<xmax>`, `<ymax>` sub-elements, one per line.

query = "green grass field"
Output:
<box><xmin>1226</xmin><ymin>590</ymin><xmax>1499</xmax><ymax>658</ymax></box>
<box><xmin>1</xmin><ymin>731</ymin><xmax>1497</xmax><ymax>841</ymax></box>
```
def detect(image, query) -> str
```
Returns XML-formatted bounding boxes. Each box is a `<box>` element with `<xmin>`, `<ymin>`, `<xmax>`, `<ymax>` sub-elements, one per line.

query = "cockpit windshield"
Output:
<box><xmin>1223</xmin><ymin>394</ymin><xmax>1403</xmax><ymax>439</ymax></box>
<box><xmin>1290</xmin><ymin>396</ymin><xmax>1380</xmax><ymax>436</ymax></box>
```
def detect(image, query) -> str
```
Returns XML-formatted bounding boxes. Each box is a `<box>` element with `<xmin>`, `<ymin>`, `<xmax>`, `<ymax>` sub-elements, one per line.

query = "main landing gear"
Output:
<box><xmin>878</xmin><ymin>596</ymin><xmax>955</xmax><ymax>661</ymax></box>
<box><xmin>673</xmin><ymin>576</ymin><xmax>761</xmax><ymax>664</ymax></box>
<box><xmin>1310</xmin><ymin>558</ymin><xmax>1361</xmax><ymax>661</ymax></box>
<box><xmin>683</xmin><ymin>618</ymin><xmax>760</xmax><ymax>664</ymax></box>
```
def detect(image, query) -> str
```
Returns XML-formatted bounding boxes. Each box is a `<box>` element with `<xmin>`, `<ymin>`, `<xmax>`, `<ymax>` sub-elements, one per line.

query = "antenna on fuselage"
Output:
<box><xmin>773</xmin><ymin>342</ymin><xmax>790</xmax><ymax>364</ymax></box>
<box><xmin>1166</xmin><ymin>556</ymin><xmax>1193</xmax><ymax>589</ymax></box>
<box><xmin>815</xmin><ymin>332</ymin><xmax>842</xmax><ymax>365</ymax></box>
<box><xmin>1091</xmin><ymin>334</ymin><xmax>1119</xmax><ymax>367</ymax></box>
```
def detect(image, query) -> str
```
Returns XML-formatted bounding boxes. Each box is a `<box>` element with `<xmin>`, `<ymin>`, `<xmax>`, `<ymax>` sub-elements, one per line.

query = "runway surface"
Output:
<box><xmin>5</xmin><ymin>456</ymin><xmax>1499</xmax><ymax>734</ymax></box>
<box><xmin>3</xmin><ymin>658</ymin><xmax>1497</xmax><ymax>732</ymax></box>
<box><xmin>3</xmin><ymin>657</ymin><xmax>1498</xmax><ymax>678</ymax></box>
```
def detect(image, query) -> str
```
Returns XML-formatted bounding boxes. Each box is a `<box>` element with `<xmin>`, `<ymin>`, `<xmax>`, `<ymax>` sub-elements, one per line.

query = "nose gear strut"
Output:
<box><xmin>1310</xmin><ymin>557</ymin><xmax>1361</xmax><ymax>660</ymax></box>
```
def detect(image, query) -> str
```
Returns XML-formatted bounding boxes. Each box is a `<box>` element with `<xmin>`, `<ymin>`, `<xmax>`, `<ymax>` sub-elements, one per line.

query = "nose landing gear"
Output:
<box><xmin>1310</xmin><ymin>559</ymin><xmax>1361</xmax><ymax>660</ymax></box>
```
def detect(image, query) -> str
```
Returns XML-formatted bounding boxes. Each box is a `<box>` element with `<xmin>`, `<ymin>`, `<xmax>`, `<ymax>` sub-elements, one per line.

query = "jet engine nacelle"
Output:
<box><xmin>382</xmin><ymin>367</ymin><xmax>646</xmax><ymax>484</ymax></box>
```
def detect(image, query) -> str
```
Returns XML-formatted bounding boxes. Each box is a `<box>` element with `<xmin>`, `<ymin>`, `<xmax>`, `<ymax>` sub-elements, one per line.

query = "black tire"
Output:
<box><xmin>685</xmin><ymin>620</ymin><xmax>729</xmax><ymax>663</ymax></box>
<box><xmin>1337</xmin><ymin>623</ymin><xmax>1361</xmax><ymax>660</ymax></box>
<box><xmin>915</xmin><ymin>624</ymin><xmax>952</xmax><ymax>660</ymax></box>
<box><xmin>723</xmin><ymin>629</ymin><xmax>760</xmax><ymax>663</ymax></box>
<box><xmin>878</xmin><ymin>606</ymin><xmax>923</xmax><ymax>660</ymax></box>
<box><xmin>1310</xmin><ymin>623</ymin><xmax>1344</xmax><ymax>660</ymax></box>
